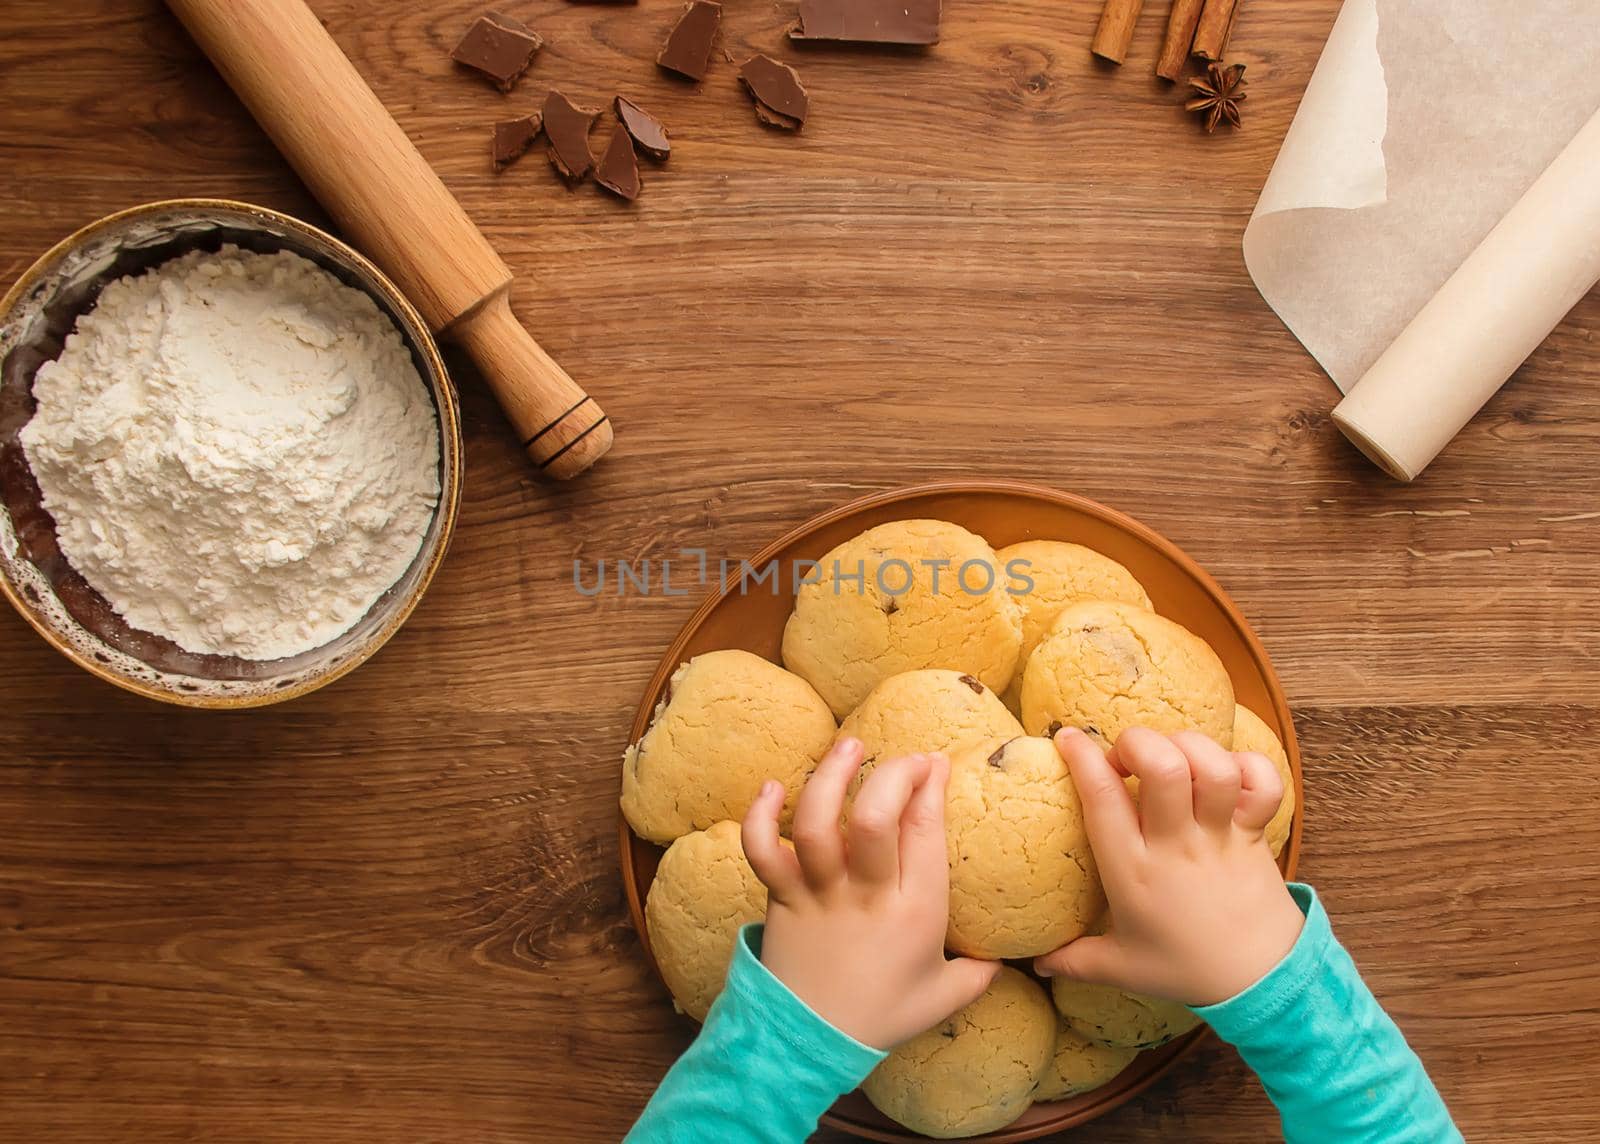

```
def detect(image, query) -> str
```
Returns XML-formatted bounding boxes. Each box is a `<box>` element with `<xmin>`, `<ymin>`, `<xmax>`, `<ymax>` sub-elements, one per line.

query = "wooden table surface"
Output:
<box><xmin>2</xmin><ymin>1</ymin><xmax>1597</xmax><ymax>1141</ymax></box>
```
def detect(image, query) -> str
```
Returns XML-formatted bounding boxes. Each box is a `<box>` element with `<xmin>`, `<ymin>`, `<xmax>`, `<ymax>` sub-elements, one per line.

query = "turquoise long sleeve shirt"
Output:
<box><xmin>627</xmin><ymin>884</ymin><xmax>1461</xmax><ymax>1143</ymax></box>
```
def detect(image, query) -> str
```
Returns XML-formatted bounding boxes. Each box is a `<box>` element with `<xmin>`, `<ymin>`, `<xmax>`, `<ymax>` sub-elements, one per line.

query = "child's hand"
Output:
<box><xmin>742</xmin><ymin>737</ymin><xmax>1001</xmax><ymax>1051</ymax></box>
<box><xmin>1036</xmin><ymin>727</ymin><xmax>1305</xmax><ymax>1007</ymax></box>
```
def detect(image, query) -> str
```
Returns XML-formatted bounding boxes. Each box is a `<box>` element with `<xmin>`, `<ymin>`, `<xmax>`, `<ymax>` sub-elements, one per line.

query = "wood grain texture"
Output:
<box><xmin>1</xmin><ymin>1</ymin><xmax>1598</xmax><ymax>1141</ymax></box>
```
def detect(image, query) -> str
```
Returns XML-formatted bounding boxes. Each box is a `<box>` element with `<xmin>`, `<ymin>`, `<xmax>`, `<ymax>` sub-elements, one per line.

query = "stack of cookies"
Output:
<box><xmin>622</xmin><ymin>519</ymin><xmax>1296</xmax><ymax>1139</ymax></box>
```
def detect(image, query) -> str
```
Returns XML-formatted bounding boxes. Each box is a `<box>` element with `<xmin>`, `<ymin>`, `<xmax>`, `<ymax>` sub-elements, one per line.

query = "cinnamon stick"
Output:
<box><xmin>1191</xmin><ymin>0</ymin><xmax>1238</xmax><ymax>61</ymax></box>
<box><xmin>1091</xmin><ymin>0</ymin><xmax>1145</xmax><ymax>65</ymax></box>
<box><xmin>1155</xmin><ymin>0</ymin><xmax>1204</xmax><ymax>80</ymax></box>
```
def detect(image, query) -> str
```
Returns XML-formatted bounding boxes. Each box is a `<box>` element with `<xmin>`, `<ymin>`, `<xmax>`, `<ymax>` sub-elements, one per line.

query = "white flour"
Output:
<box><xmin>20</xmin><ymin>245</ymin><xmax>441</xmax><ymax>661</ymax></box>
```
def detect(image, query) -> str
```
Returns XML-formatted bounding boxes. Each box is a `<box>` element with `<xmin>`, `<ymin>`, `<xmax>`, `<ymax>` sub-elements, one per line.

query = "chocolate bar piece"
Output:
<box><xmin>790</xmin><ymin>0</ymin><xmax>941</xmax><ymax>45</ymax></box>
<box><xmin>596</xmin><ymin>124</ymin><xmax>642</xmax><ymax>201</ymax></box>
<box><xmin>739</xmin><ymin>55</ymin><xmax>807</xmax><ymax>130</ymax></box>
<box><xmin>542</xmin><ymin>90</ymin><xmax>600</xmax><ymax>184</ymax></box>
<box><xmin>491</xmin><ymin>114</ymin><xmax>542</xmax><ymax>170</ymax></box>
<box><xmin>615</xmin><ymin>96</ymin><xmax>670</xmax><ymax>160</ymax></box>
<box><xmin>452</xmin><ymin>12</ymin><xmax>544</xmax><ymax>92</ymax></box>
<box><xmin>657</xmin><ymin>1</ymin><xmax>721</xmax><ymax>81</ymax></box>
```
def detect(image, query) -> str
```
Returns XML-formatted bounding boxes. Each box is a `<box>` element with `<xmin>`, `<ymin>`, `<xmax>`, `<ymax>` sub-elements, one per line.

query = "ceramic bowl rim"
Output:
<box><xmin>0</xmin><ymin>198</ymin><xmax>464</xmax><ymax>709</ymax></box>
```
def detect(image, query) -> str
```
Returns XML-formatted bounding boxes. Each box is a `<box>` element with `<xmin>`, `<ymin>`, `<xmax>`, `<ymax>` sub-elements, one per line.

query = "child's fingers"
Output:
<box><xmin>1102</xmin><ymin>743</ymin><xmax>1135</xmax><ymax>779</ymax></box>
<box><xmin>1233</xmin><ymin>750</ymin><xmax>1285</xmax><ymax>833</ymax></box>
<box><xmin>925</xmin><ymin>957</ymin><xmax>1003</xmax><ymax>1028</ymax></box>
<box><xmin>1057</xmin><ymin>729</ymin><xmax>1144</xmax><ymax>875</ymax></box>
<box><xmin>742</xmin><ymin>780</ymin><xmax>804</xmax><ymax>901</ymax></box>
<box><xmin>898</xmin><ymin>751</ymin><xmax>951</xmax><ymax>895</ymax></box>
<box><xmin>1113</xmin><ymin>727</ymin><xmax>1197</xmax><ymax>836</ymax></box>
<box><xmin>1173</xmin><ymin>731</ymin><xmax>1242</xmax><ymax>833</ymax></box>
<box><xmin>791</xmin><ymin>737</ymin><xmax>864</xmax><ymax>887</ymax></box>
<box><xmin>847</xmin><ymin>753</ymin><xmax>932</xmax><ymax>885</ymax></box>
<box><xmin>1033</xmin><ymin>933</ymin><xmax>1128</xmax><ymax>986</ymax></box>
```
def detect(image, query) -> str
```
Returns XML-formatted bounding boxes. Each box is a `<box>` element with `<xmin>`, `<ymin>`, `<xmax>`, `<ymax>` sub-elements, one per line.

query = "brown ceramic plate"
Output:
<box><xmin>620</xmin><ymin>480</ymin><xmax>1303</xmax><ymax>1142</ymax></box>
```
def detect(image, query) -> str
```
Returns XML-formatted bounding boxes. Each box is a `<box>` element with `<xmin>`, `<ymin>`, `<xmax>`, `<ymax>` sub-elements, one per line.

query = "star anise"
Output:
<box><xmin>1187</xmin><ymin>62</ymin><xmax>1247</xmax><ymax>132</ymax></box>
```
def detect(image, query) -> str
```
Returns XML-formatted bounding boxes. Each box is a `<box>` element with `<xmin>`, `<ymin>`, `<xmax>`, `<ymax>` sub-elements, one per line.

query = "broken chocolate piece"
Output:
<box><xmin>452</xmin><ymin>12</ymin><xmax>544</xmax><ymax>92</ymax></box>
<box><xmin>754</xmin><ymin>103</ymin><xmax>802</xmax><ymax>131</ymax></box>
<box><xmin>739</xmin><ymin>55</ymin><xmax>808</xmax><ymax>130</ymax></box>
<box><xmin>1044</xmin><ymin>721</ymin><xmax>1064</xmax><ymax>739</ymax></box>
<box><xmin>596</xmin><ymin>123</ymin><xmax>641</xmax><ymax>201</ymax></box>
<box><xmin>657</xmin><ymin>1</ymin><xmax>721</xmax><ymax>81</ymax></box>
<box><xmin>491</xmin><ymin>114</ymin><xmax>541</xmax><ymax>170</ymax></box>
<box><xmin>790</xmin><ymin>0</ymin><xmax>941</xmax><ymax>45</ymax></box>
<box><xmin>615</xmin><ymin>96</ymin><xmax>671</xmax><ymax>160</ymax></box>
<box><xmin>987</xmin><ymin>743</ymin><xmax>1009</xmax><ymax>769</ymax></box>
<box><xmin>957</xmin><ymin>673</ymin><xmax>984</xmax><ymax>694</ymax></box>
<box><xmin>543</xmin><ymin>90</ymin><xmax>600</xmax><ymax>184</ymax></box>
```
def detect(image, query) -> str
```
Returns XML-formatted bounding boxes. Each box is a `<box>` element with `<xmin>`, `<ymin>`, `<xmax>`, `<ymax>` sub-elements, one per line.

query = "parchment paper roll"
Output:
<box><xmin>1332</xmin><ymin>104</ymin><xmax>1600</xmax><ymax>481</ymax></box>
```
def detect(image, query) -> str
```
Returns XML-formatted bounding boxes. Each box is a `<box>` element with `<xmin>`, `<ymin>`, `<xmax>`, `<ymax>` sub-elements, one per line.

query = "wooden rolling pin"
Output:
<box><xmin>165</xmin><ymin>0</ymin><xmax>612</xmax><ymax>479</ymax></box>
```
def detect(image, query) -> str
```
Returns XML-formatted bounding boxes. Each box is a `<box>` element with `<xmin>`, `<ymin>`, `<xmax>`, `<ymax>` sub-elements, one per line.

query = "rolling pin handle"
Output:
<box><xmin>163</xmin><ymin>0</ymin><xmax>612</xmax><ymax>480</ymax></box>
<box><xmin>448</xmin><ymin>293</ymin><xmax>613</xmax><ymax>480</ymax></box>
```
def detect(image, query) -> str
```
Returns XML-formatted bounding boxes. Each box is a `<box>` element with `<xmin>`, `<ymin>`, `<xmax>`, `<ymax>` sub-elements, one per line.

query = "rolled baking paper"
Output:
<box><xmin>1331</xmin><ymin>103</ymin><xmax>1600</xmax><ymax>481</ymax></box>
<box><xmin>1244</xmin><ymin>1</ymin><xmax>1600</xmax><ymax>477</ymax></box>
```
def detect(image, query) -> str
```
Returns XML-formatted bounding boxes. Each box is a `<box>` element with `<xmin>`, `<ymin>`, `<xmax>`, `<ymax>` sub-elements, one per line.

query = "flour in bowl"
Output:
<box><xmin>20</xmin><ymin>245</ymin><xmax>441</xmax><ymax>660</ymax></box>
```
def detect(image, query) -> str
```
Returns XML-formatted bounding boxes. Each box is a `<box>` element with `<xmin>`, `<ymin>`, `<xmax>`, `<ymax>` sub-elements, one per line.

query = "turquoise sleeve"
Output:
<box><xmin>1195</xmin><ymin>884</ymin><xmax>1462</xmax><ymax>1144</ymax></box>
<box><xmin>626</xmin><ymin>924</ymin><xmax>885</xmax><ymax>1144</ymax></box>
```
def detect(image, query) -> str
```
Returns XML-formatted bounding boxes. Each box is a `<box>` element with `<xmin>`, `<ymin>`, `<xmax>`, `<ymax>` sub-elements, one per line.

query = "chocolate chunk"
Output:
<box><xmin>1044</xmin><ymin>721</ymin><xmax>1064</xmax><ymax>739</ymax></box>
<box><xmin>542</xmin><ymin>90</ymin><xmax>600</xmax><ymax>184</ymax></box>
<box><xmin>595</xmin><ymin>123</ymin><xmax>641</xmax><ymax>201</ymax></box>
<box><xmin>452</xmin><ymin>12</ymin><xmax>544</xmax><ymax>92</ymax></box>
<box><xmin>790</xmin><ymin>0</ymin><xmax>941</xmax><ymax>45</ymax></box>
<box><xmin>739</xmin><ymin>55</ymin><xmax>808</xmax><ymax>130</ymax></box>
<box><xmin>985</xmin><ymin>742</ymin><xmax>1024</xmax><ymax>771</ymax></box>
<box><xmin>957</xmin><ymin>673</ymin><xmax>984</xmax><ymax>694</ymax></box>
<box><xmin>615</xmin><ymin>96</ymin><xmax>671</xmax><ymax>160</ymax></box>
<box><xmin>881</xmin><ymin>595</ymin><xmax>899</xmax><ymax>615</ymax></box>
<box><xmin>491</xmin><ymin>114</ymin><xmax>541</xmax><ymax>170</ymax></box>
<box><xmin>753</xmin><ymin>103</ymin><xmax>802</xmax><ymax>131</ymax></box>
<box><xmin>657</xmin><ymin>1</ymin><xmax>721</xmax><ymax>81</ymax></box>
